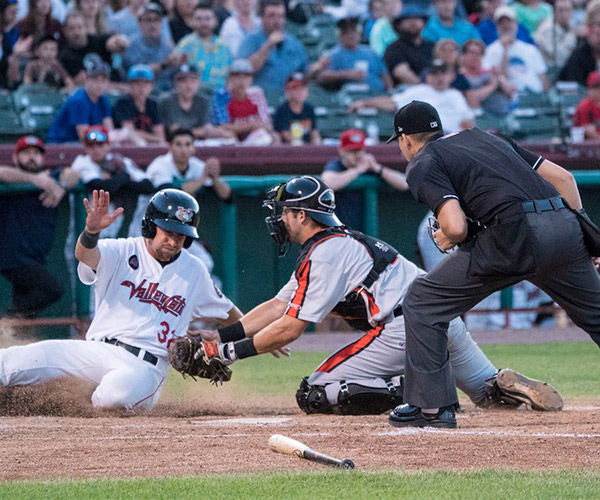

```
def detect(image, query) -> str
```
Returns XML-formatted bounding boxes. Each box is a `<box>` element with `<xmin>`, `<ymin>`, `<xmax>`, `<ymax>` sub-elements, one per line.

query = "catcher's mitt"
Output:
<box><xmin>168</xmin><ymin>337</ymin><xmax>232</xmax><ymax>385</ymax></box>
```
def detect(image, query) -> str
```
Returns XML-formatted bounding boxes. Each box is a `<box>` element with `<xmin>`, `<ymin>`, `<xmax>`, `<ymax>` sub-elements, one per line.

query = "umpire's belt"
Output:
<box><xmin>103</xmin><ymin>338</ymin><xmax>158</xmax><ymax>366</ymax></box>
<box><xmin>393</xmin><ymin>305</ymin><xmax>403</xmax><ymax>317</ymax></box>
<box><xmin>522</xmin><ymin>196</ymin><xmax>565</xmax><ymax>214</ymax></box>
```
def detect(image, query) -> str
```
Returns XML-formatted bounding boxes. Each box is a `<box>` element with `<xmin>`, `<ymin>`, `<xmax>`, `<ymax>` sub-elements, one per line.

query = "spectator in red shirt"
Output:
<box><xmin>209</xmin><ymin>58</ymin><xmax>279</xmax><ymax>145</ymax></box>
<box><xmin>573</xmin><ymin>71</ymin><xmax>600</xmax><ymax>140</ymax></box>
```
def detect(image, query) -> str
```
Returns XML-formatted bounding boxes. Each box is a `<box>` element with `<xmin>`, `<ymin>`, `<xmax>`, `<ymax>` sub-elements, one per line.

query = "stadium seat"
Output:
<box><xmin>0</xmin><ymin>90</ymin><xmax>15</xmax><ymax>111</ymax></box>
<box><xmin>13</xmin><ymin>84</ymin><xmax>65</xmax><ymax>111</ymax></box>
<box><xmin>0</xmin><ymin>108</ymin><xmax>33</xmax><ymax>142</ymax></box>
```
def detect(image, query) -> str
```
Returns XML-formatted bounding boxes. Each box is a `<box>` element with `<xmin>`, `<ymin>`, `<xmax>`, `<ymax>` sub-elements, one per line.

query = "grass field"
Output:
<box><xmin>1</xmin><ymin>341</ymin><xmax>600</xmax><ymax>499</ymax></box>
<box><xmin>2</xmin><ymin>470</ymin><xmax>600</xmax><ymax>500</ymax></box>
<box><xmin>162</xmin><ymin>341</ymin><xmax>600</xmax><ymax>401</ymax></box>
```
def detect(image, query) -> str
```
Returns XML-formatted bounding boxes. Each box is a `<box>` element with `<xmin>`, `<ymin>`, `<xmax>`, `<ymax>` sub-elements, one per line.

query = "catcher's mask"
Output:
<box><xmin>263</xmin><ymin>176</ymin><xmax>342</xmax><ymax>257</ymax></box>
<box><xmin>142</xmin><ymin>189</ymin><xmax>200</xmax><ymax>249</ymax></box>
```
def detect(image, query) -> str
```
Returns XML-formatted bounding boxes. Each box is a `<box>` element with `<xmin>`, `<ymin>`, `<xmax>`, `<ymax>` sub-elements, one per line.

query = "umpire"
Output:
<box><xmin>386</xmin><ymin>100</ymin><xmax>600</xmax><ymax>428</ymax></box>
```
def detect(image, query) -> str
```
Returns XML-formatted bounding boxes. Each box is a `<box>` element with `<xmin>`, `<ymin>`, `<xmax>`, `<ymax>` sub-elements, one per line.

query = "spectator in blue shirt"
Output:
<box><xmin>237</xmin><ymin>0</ymin><xmax>307</xmax><ymax>91</ymax></box>
<box><xmin>422</xmin><ymin>0</ymin><xmax>481</xmax><ymax>45</ymax></box>
<box><xmin>309</xmin><ymin>16</ymin><xmax>392</xmax><ymax>92</ymax></box>
<box><xmin>47</xmin><ymin>58</ymin><xmax>113</xmax><ymax>143</ymax></box>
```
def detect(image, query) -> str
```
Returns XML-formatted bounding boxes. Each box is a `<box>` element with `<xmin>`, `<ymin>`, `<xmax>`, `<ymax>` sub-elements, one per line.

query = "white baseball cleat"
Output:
<box><xmin>496</xmin><ymin>369</ymin><xmax>564</xmax><ymax>411</ymax></box>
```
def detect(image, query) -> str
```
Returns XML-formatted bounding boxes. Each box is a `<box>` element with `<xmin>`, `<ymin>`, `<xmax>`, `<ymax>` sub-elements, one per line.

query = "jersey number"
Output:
<box><xmin>157</xmin><ymin>321</ymin><xmax>176</xmax><ymax>349</ymax></box>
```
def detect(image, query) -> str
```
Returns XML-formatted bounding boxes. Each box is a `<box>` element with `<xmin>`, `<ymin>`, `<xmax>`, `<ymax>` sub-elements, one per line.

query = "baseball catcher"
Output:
<box><xmin>175</xmin><ymin>176</ymin><xmax>562</xmax><ymax>423</ymax></box>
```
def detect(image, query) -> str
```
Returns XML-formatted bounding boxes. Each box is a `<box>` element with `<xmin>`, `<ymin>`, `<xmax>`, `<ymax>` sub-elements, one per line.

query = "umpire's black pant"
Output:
<box><xmin>403</xmin><ymin>205</ymin><xmax>600</xmax><ymax>409</ymax></box>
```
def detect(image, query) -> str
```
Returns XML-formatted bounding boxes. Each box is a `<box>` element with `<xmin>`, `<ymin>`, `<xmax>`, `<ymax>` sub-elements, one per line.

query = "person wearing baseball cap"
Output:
<box><xmin>482</xmin><ymin>4</ymin><xmax>549</xmax><ymax>94</ymax></box>
<box><xmin>0</xmin><ymin>135</ymin><xmax>77</xmax><ymax>317</ymax></box>
<box><xmin>70</xmin><ymin>124</ymin><xmax>154</xmax><ymax>238</ymax></box>
<box><xmin>388</xmin><ymin>100</ymin><xmax>597</xmax><ymax>429</ymax></box>
<box><xmin>112</xmin><ymin>64</ymin><xmax>165</xmax><ymax>144</ymax></box>
<box><xmin>210</xmin><ymin>58</ymin><xmax>278</xmax><ymax>144</ymax></box>
<box><xmin>159</xmin><ymin>63</ymin><xmax>228</xmax><ymax>140</ymax></box>
<box><xmin>321</xmin><ymin>128</ymin><xmax>407</xmax><ymax>230</ymax></box>
<box><xmin>573</xmin><ymin>71</ymin><xmax>600</xmax><ymax>141</ymax></box>
<box><xmin>273</xmin><ymin>73</ymin><xmax>321</xmax><ymax>145</ymax></box>
<box><xmin>47</xmin><ymin>53</ymin><xmax>114</xmax><ymax>143</ymax></box>
<box><xmin>385</xmin><ymin>100</ymin><xmax>443</xmax><ymax>144</ymax></box>
<box><xmin>384</xmin><ymin>5</ymin><xmax>433</xmax><ymax>86</ymax></box>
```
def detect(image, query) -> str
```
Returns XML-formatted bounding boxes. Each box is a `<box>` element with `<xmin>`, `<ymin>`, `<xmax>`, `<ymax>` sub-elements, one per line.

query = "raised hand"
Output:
<box><xmin>83</xmin><ymin>189</ymin><xmax>124</xmax><ymax>234</ymax></box>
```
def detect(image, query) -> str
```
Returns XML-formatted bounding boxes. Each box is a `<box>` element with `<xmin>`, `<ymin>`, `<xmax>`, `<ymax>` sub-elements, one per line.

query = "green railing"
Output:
<box><xmin>3</xmin><ymin>171</ymin><xmax>600</xmax><ymax>317</ymax></box>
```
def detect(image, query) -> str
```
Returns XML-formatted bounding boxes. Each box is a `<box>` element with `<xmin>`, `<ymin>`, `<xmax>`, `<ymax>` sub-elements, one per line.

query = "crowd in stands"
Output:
<box><xmin>0</xmin><ymin>0</ymin><xmax>594</xmax><ymax>145</ymax></box>
<box><xmin>5</xmin><ymin>0</ymin><xmax>600</xmax><ymax>320</ymax></box>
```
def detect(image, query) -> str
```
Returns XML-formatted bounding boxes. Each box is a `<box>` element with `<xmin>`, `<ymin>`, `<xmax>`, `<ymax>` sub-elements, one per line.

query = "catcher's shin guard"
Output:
<box><xmin>333</xmin><ymin>377</ymin><xmax>404</xmax><ymax>415</ymax></box>
<box><xmin>296</xmin><ymin>376</ymin><xmax>404</xmax><ymax>415</ymax></box>
<box><xmin>296</xmin><ymin>377</ymin><xmax>333</xmax><ymax>414</ymax></box>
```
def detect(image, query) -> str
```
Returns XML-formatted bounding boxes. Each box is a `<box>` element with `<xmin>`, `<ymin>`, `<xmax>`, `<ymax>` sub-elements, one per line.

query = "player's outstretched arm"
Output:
<box><xmin>75</xmin><ymin>189</ymin><xmax>124</xmax><ymax>269</ymax></box>
<box><xmin>240</xmin><ymin>297</ymin><xmax>288</xmax><ymax>336</ymax></box>
<box><xmin>252</xmin><ymin>314</ymin><xmax>308</xmax><ymax>354</ymax></box>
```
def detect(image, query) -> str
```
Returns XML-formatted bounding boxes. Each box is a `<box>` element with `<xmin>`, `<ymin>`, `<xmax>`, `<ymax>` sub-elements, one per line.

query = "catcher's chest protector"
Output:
<box><xmin>294</xmin><ymin>228</ymin><xmax>399</xmax><ymax>331</ymax></box>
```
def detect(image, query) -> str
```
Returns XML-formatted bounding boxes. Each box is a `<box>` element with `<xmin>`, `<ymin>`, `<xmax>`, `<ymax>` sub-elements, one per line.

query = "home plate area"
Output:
<box><xmin>1</xmin><ymin>402</ymin><xmax>599</xmax><ymax>481</ymax></box>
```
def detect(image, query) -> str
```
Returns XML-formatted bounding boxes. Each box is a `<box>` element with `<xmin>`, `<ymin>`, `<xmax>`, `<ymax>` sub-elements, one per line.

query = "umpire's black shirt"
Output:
<box><xmin>406</xmin><ymin>128</ymin><xmax>559</xmax><ymax>226</ymax></box>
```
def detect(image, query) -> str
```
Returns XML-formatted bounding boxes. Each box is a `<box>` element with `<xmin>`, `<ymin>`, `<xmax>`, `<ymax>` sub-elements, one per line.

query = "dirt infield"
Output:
<box><xmin>0</xmin><ymin>327</ymin><xmax>598</xmax><ymax>481</ymax></box>
<box><xmin>1</xmin><ymin>396</ymin><xmax>600</xmax><ymax>481</ymax></box>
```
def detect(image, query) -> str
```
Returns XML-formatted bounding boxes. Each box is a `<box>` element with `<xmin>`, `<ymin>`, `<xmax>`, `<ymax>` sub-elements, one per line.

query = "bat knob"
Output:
<box><xmin>340</xmin><ymin>459</ymin><xmax>355</xmax><ymax>469</ymax></box>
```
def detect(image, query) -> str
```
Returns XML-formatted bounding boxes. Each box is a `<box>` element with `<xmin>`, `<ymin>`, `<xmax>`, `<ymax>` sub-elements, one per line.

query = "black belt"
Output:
<box><xmin>103</xmin><ymin>338</ymin><xmax>158</xmax><ymax>366</ymax></box>
<box><xmin>393</xmin><ymin>305</ymin><xmax>403</xmax><ymax>317</ymax></box>
<box><xmin>522</xmin><ymin>196</ymin><xmax>565</xmax><ymax>214</ymax></box>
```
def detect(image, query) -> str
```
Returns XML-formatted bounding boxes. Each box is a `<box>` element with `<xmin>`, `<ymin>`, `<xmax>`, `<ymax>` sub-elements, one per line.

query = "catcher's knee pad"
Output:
<box><xmin>296</xmin><ymin>377</ymin><xmax>333</xmax><ymax>414</ymax></box>
<box><xmin>332</xmin><ymin>376</ymin><xmax>404</xmax><ymax>415</ymax></box>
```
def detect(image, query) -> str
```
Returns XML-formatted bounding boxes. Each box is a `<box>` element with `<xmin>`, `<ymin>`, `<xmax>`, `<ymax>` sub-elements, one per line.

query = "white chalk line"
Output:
<box><xmin>381</xmin><ymin>428</ymin><xmax>600</xmax><ymax>439</ymax></box>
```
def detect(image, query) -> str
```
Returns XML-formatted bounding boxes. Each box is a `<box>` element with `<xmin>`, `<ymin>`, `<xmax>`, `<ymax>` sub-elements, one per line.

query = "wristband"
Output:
<box><xmin>233</xmin><ymin>337</ymin><xmax>258</xmax><ymax>359</ymax></box>
<box><xmin>80</xmin><ymin>229</ymin><xmax>100</xmax><ymax>249</ymax></box>
<box><xmin>376</xmin><ymin>165</ymin><xmax>384</xmax><ymax>177</ymax></box>
<box><xmin>218</xmin><ymin>321</ymin><xmax>246</xmax><ymax>343</ymax></box>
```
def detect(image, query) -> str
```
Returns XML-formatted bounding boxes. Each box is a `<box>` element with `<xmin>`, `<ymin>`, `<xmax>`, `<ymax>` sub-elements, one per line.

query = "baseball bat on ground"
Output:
<box><xmin>268</xmin><ymin>434</ymin><xmax>355</xmax><ymax>469</ymax></box>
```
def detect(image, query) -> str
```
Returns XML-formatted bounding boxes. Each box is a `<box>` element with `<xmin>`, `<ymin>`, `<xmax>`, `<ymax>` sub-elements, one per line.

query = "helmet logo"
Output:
<box><xmin>175</xmin><ymin>206</ymin><xmax>194</xmax><ymax>223</ymax></box>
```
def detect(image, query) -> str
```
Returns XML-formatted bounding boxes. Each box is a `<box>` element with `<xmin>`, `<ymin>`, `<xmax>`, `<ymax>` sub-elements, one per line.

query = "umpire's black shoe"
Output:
<box><xmin>388</xmin><ymin>404</ymin><xmax>457</xmax><ymax>428</ymax></box>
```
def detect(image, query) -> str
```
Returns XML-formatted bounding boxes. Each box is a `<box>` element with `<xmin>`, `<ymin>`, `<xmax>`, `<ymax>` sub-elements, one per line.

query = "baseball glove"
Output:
<box><xmin>168</xmin><ymin>337</ymin><xmax>232</xmax><ymax>385</ymax></box>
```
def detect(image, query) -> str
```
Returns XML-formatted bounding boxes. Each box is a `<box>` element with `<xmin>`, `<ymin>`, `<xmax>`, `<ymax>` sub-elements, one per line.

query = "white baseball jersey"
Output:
<box><xmin>276</xmin><ymin>233</ymin><xmax>423</xmax><ymax>326</ymax></box>
<box><xmin>0</xmin><ymin>237</ymin><xmax>233</xmax><ymax>412</ymax></box>
<box><xmin>78</xmin><ymin>236</ymin><xmax>232</xmax><ymax>358</ymax></box>
<box><xmin>145</xmin><ymin>153</ymin><xmax>214</xmax><ymax>188</ymax></box>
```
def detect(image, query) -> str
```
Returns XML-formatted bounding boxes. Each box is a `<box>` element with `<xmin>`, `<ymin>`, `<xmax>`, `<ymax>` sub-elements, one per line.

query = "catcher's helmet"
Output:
<box><xmin>142</xmin><ymin>189</ymin><xmax>200</xmax><ymax>248</ymax></box>
<box><xmin>263</xmin><ymin>176</ymin><xmax>342</xmax><ymax>256</ymax></box>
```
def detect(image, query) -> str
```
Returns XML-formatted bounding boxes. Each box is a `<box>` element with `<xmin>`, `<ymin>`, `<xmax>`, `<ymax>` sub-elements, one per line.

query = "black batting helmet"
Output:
<box><xmin>141</xmin><ymin>189</ymin><xmax>200</xmax><ymax>248</ymax></box>
<box><xmin>263</xmin><ymin>176</ymin><xmax>342</xmax><ymax>256</ymax></box>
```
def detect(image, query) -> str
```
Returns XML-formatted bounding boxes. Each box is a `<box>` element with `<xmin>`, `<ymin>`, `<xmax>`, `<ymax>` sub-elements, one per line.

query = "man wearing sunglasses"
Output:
<box><xmin>70</xmin><ymin>125</ymin><xmax>154</xmax><ymax>238</ymax></box>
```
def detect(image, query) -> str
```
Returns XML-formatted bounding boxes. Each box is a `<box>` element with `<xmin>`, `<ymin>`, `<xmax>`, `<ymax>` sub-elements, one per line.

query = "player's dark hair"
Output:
<box><xmin>259</xmin><ymin>0</ymin><xmax>284</xmax><ymax>16</ymax></box>
<box><xmin>168</xmin><ymin>128</ymin><xmax>194</xmax><ymax>143</ymax></box>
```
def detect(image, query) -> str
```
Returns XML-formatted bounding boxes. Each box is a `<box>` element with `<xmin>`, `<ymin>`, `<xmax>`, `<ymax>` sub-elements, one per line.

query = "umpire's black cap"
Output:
<box><xmin>386</xmin><ymin>100</ymin><xmax>443</xmax><ymax>144</ymax></box>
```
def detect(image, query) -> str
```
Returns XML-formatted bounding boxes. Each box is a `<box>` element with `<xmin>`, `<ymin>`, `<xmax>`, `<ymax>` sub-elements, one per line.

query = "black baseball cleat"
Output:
<box><xmin>388</xmin><ymin>404</ymin><xmax>457</xmax><ymax>428</ymax></box>
<box><xmin>496</xmin><ymin>369</ymin><xmax>564</xmax><ymax>411</ymax></box>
